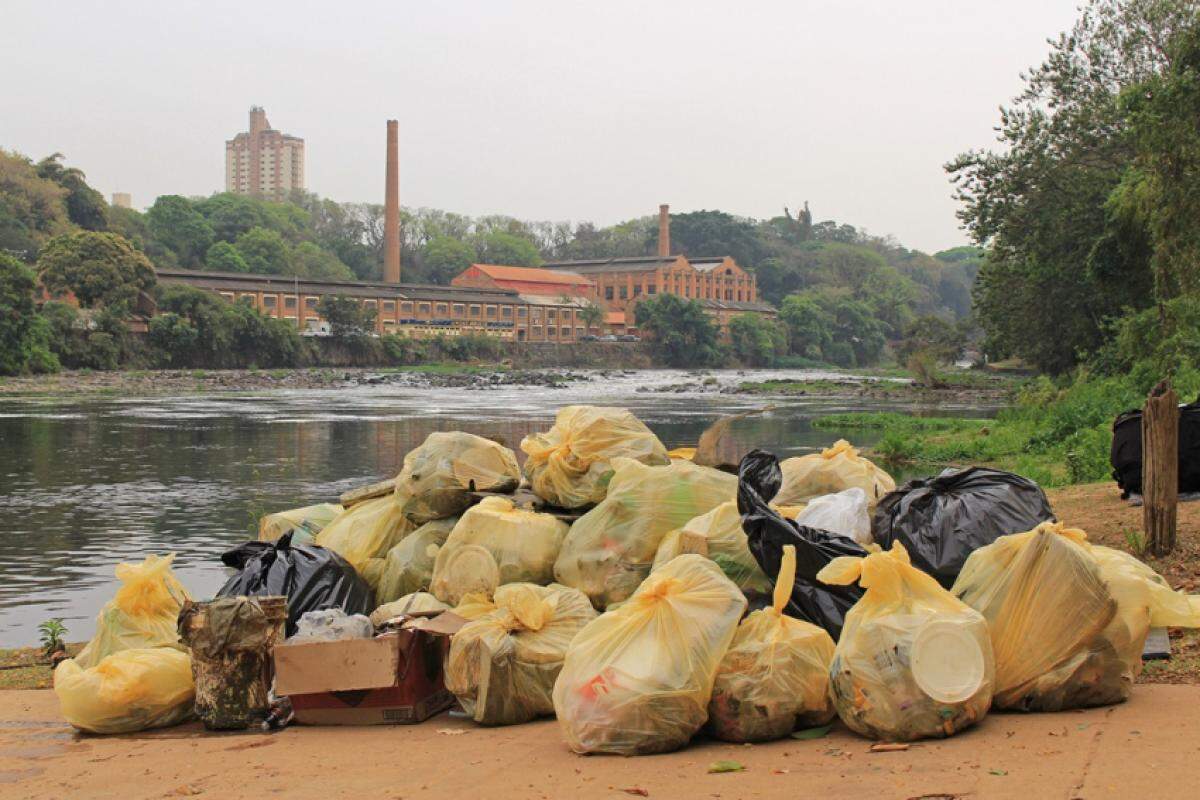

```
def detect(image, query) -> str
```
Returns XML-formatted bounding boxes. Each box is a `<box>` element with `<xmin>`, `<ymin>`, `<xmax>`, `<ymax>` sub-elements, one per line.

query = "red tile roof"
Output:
<box><xmin>472</xmin><ymin>264</ymin><xmax>593</xmax><ymax>286</ymax></box>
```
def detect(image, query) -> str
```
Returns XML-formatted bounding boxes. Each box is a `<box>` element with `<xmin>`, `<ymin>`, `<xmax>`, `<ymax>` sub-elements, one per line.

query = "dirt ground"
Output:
<box><xmin>2</xmin><ymin>685</ymin><xmax>1197</xmax><ymax>800</ymax></box>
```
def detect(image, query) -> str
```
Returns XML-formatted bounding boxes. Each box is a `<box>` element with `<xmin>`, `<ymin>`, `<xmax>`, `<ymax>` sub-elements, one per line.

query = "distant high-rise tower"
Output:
<box><xmin>111</xmin><ymin>192</ymin><xmax>132</xmax><ymax>209</ymax></box>
<box><xmin>225</xmin><ymin>106</ymin><xmax>305</xmax><ymax>200</ymax></box>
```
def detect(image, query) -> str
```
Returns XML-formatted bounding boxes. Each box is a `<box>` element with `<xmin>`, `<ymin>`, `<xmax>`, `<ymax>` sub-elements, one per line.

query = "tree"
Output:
<box><xmin>317</xmin><ymin>294</ymin><xmax>377</xmax><ymax>338</ymax></box>
<box><xmin>421</xmin><ymin>236</ymin><xmax>476</xmax><ymax>284</ymax></box>
<box><xmin>579</xmin><ymin>301</ymin><xmax>604</xmax><ymax>333</ymax></box>
<box><xmin>234</xmin><ymin>227</ymin><xmax>290</xmax><ymax>274</ymax></box>
<box><xmin>634</xmin><ymin>294</ymin><xmax>721</xmax><ymax>367</ymax></box>
<box><xmin>897</xmin><ymin>315</ymin><xmax>963</xmax><ymax>364</ymax></box>
<box><xmin>779</xmin><ymin>294</ymin><xmax>833</xmax><ymax>358</ymax></box>
<box><xmin>945</xmin><ymin>0</ymin><xmax>1194</xmax><ymax>372</ymax></box>
<box><xmin>0</xmin><ymin>148</ymin><xmax>71</xmax><ymax>260</ymax></box>
<box><xmin>37</xmin><ymin>231</ymin><xmax>156</xmax><ymax>310</ymax></box>
<box><xmin>728</xmin><ymin>313</ymin><xmax>787</xmax><ymax>367</ymax></box>
<box><xmin>666</xmin><ymin>210</ymin><xmax>764</xmax><ymax>268</ymax></box>
<box><xmin>205</xmin><ymin>241</ymin><xmax>249</xmax><ymax>272</ymax></box>
<box><xmin>0</xmin><ymin>253</ymin><xmax>58</xmax><ymax>374</ymax></box>
<box><xmin>146</xmin><ymin>195</ymin><xmax>213</xmax><ymax>266</ymax></box>
<box><xmin>291</xmin><ymin>242</ymin><xmax>354</xmax><ymax>280</ymax></box>
<box><xmin>35</xmin><ymin>154</ymin><xmax>108</xmax><ymax>231</ymax></box>
<box><xmin>474</xmin><ymin>231</ymin><xmax>541</xmax><ymax>266</ymax></box>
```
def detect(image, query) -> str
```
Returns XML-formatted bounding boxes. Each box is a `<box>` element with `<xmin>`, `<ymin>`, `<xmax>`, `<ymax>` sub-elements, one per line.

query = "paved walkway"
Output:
<box><xmin>0</xmin><ymin>685</ymin><xmax>1193</xmax><ymax>800</ymax></box>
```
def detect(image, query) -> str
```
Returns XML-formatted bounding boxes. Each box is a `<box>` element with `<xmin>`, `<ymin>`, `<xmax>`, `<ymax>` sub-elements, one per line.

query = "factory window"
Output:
<box><xmin>633</xmin><ymin>286</ymin><xmax>641</xmax><ymax>297</ymax></box>
<box><xmin>237</xmin><ymin>293</ymin><xmax>256</xmax><ymax>306</ymax></box>
<box><xmin>547</xmin><ymin>309</ymin><xmax>557</xmax><ymax>321</ymax></box>
<box><xmin>284</xmin><ymin>296</ymin><xmax>297</xmax><ymax>310</ymax></box>
<box><xmin>532</xmin><ymin>307</ymin><xmax>542</xmax><ymax>320</ymax></box>
<box><xmin>262</xmin><ymin>295</ymin><xmax>277</xmax><ymax>308</ymax></box>
<box><xmin>561</xmin><ymin>327</ymin><xmax>571</xmax><ymax>338</ymax></box>
<box><xmin>619</xmin><ymin>287</ymin><xmax>628</xmax><ymax>299</ymax></box>
<box><xmin>516</xmin><ymin>306</ymin><xmax>527</xmax><ymax>318</ymax></box>
<box><xmin>435</xmin><ymin>303</ymin><xmax>448</xmax><ymax>315</ymax></box>
<box><xmin>605</xmin><ymin>286</ymin><xmax>614</xmax><ymax>300</ymax></box>
<box><xmin>501</xmin><ymin>306</ymin><xmax>512</xmax><ymax>318</ymax></box>
<box><xmin>417</xmin><ymin>303</ymin><xmax>430</xmax><ymax>314</ymax></box>
<box><xmin>469</xmin><ymin>305</ymin><xmax>481</xmax><ymax>318</ymax></box>
<box><xmin>647</xmin><ymin>284</ymin><xmax>657</xmax><ymax>294</ymax></box>
<box><xmin>452</xmin><ymin>304</ymin><xmax>464</xmax><ymax>316</ymax></box>
<box><xmin>364</xmin><ymin>299</ymin><xmax>377</xmax><ymax>309</ymax></box>
<box><xmin>401</xmin><ymin>302</ymin><xmax>413</xmax><ymax>314</ymax></box>
<box><xmin>219</xmin><ymin>292</ymin><xmax>235</xmax><ymax>302</ymax></box>
<box><xmin>382</xmin><ymin>301</ymin><xmax>396</xmax><ymax>312</ymax></box>
<box><xmin>305</xmin><ymin>296</ymin><xmax>319</xmax><ymax>309</ymax></box>
<box><xmin>575</xmin><ymin>327</ymin><xmax>585</xmax><ymax>338</ymax></box>
<box><xmin>485</xmin><ymin>305</ymin><xmax>496</xmax><ymax>319</ymax></box>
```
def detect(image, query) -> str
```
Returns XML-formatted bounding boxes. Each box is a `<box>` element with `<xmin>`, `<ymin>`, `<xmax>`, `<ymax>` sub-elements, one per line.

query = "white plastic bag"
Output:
<box><xmin>794</xmin><ymin>488</ymin><xmax>872</xmax><ymax>545</ymax></box>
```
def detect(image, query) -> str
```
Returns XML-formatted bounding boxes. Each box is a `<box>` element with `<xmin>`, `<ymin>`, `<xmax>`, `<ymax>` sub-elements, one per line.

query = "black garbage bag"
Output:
<box><xmin>873</xmin><ymin>466</ymin><xmax>1054</xmax><ymax>589</ymax></box>
<box><xmin>217</xmin><ymin>533</ymin><xmax>374</xmax><ymax>636</ymax></box>
<box><xmin>737</xmin><ymin>450</ymin><xmax>866</xmax><ymax>640</ymax></box>
<box><xmin>1110</xmin><ymin>399</ymin><xmax>1200</xmax><ymax>499</ymax></box>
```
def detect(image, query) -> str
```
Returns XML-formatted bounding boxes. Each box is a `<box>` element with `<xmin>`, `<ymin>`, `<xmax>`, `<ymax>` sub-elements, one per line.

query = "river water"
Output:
<box><xmin>0</xmin><ymin>368</ymin><xmax>997</xmax><ymax>646</ymax></box>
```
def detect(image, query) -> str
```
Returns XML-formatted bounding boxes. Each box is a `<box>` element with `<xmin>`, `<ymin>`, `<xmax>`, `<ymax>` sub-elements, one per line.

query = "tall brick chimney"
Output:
<box><xmin>384</xmin><ymin>120</ymin><xmax>401</xmax><ymax>284</ymax></box>
<box><xmin>658</xmin><ymin>203</ymin><xmax>670</xmax><ymax>257</ymax></box>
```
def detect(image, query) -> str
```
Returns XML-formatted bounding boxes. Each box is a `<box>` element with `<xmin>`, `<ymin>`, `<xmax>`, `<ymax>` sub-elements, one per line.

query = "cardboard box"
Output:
<box><xmin>274</xmin><ymin>613</ymin><xmax>467</xmax><ymax>725</ymax></box>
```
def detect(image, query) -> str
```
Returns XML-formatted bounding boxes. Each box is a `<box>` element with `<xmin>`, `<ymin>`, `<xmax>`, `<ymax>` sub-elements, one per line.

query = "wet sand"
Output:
<box><xmin>1</xmin><ymin>684</ymin><xmax>1196</xmax><ymax>799</ymax></box>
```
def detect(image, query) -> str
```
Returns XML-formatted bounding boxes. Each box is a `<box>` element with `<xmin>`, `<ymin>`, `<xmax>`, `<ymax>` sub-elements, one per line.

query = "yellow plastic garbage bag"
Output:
<box><xmin>708</xmin><ymin>545</ymin><xmax>836</xmax><ymax>742</ymax></box>
<box><xmin>820</xmin><ymin>541</ymin><xmax>994</xmax><ymax>741</ymax></box>
<box><xmin>74</xmin><ymin>554</ymin><xmax>191</xmax><ymax>670</ymax></box>
<box><xmin>775</xmin><ymin>440</ymin><xmax>896</xmax><ymax>508</ymax></box>
<box><xmin>446</xmin><ymin>583</ymin><xmax>597</xmax><ymax>726</ymax></box>
<box><xmin>453</xmin><ymin>592</ymin><xmax>498</xmax><ymax>620</ymax></box>
<box><xmin>258</xmin><ymin>503</ymin><xmax>343</xmax><ymax>545</ymax></box>
<box><xmin>652</xmin><ymin>501</ymin><xmax>772</xmax><ymax>595</ymax></box>
<box><xmin>520</xmin><ymin>405</ymin><xmax>670</xmax><ymax>508</ymax></box>
<box><xmin>55</xmin><ymin>647</ymin><xmax>195</xmax><ymax>734</ymax></box>
<box><xmin>393</xmin><ymin>431</ymin><xmax>520</xmax><ymax>524</ymax></box>
<box><xmin>953</xmin><ymin>522</ymin><xmax>1200</xmax><ymax>711</ymax></box>
<box><xmin>315</xmin><ymin>494</ymin><xmax>413</xmax><ymax>572</ymax></box>
<box><xmin>430</xmin><ymin>497</ymin><xmax>567</xmax><ymax>604</ymax></box>
<box><xmin>376</xmin><ymin>517</ymin><xmax>459</xmax><ymax>605</ymax></box>
<box><xmin>359</xmin><ymin>557</ymin><xmax>387</xmax><ymax>594</ymax></box>
<box><xmin>553</xmin><ymin>555</ymin><xmax>747</xmax><ymax>755</ymax></box>
<box><xmin>554</xmin><ymin>458</ymin><xmax>737</xmax><ymax>608</ymax></box>
<box><xmin>370</xmin><ymin>592</ymin><xmax>451</xmax><ymax>627</ymax></box>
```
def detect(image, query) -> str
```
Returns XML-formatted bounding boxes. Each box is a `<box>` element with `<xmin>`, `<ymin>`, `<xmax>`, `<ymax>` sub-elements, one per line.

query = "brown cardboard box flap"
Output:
<box><xmin>401</xmin><ymin>612</ymin><xmax>469</xmax><ymax>637</ymax></box>
<box><xmin>274</xmin><ymin>635</ymin><xmax>403</xmax><ymax>696</ymax></box>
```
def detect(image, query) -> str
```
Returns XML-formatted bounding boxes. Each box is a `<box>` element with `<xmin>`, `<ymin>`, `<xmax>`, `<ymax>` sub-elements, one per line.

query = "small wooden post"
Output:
<box><xmin>1143</xmin><ymin>380</ymin><xmax>1178</xmax><ymax>556</ymax></box>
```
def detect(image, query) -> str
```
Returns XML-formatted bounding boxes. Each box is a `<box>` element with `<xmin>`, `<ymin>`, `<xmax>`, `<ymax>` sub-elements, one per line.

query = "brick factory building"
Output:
<box><xmin>225</xmin><ymin>106</ymin><xmax>305</xmax><ymax>200</ymax></box>
<box><xmin>451</xmin><ymin>264</ymin><xmax>595</xmax><ymax>297</ymax></box>
<box><xmin>155</xmin><ymin>269</ymin><xmax>592</xmax><ymax>343</ymax></box>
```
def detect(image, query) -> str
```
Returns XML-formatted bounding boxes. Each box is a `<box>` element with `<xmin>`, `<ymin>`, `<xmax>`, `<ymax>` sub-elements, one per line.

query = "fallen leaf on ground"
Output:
<box><xmin>869</xmin><ymin>743</ymin><xmax>910</xmax><ymax>753</ymax></box>
<box><xmin>707</xmin><ymin>760</ymin><xmax>745</xmax><ymax>774</ymax></box>
<box><xmin>989</xmin><ymin>768</ymin><xmax>1008</xmax><ymax>776</ymax></box>
<box><xmin>622</xmin><ymin>789</ymin><xmax>649</xmax><ymax>797</ymax></box>
<box><xmin>772</xmin><ymin>769</ymin><xmax>790</xmax><ymax>775</ymax></box>
<box><xmin>436</xmin><ymin>728</ymin><xmax>468</xmax><ymax>735</ymax></box>
<box><xmin>791</xmin><ymin>724</ymin><xmax>832</xmax><ymax>740</ymax></box>
<box><xmin>169</xmin><ymin>786</ymin><xmax>202</xmax><ymax>797</ymax></box>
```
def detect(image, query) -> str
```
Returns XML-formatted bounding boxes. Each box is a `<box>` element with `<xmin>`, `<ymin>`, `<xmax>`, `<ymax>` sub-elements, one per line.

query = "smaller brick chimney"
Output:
<box><xmin>384</xmin><ymin>120</ymin><xmax>401</xmax><ymax>284</ymax></box>
<box><xmin>658</xmin><ymin>204</ymin><xmax>670</xmax><ymax>257</ymax></box>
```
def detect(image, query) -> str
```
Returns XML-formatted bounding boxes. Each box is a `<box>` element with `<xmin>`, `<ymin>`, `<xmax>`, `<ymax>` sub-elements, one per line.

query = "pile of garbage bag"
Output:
<box><xmin>554</xmin><ymin>458</ymin><xmax>737</xmax><ymax>608</ymax></box>
<box><xmin>821</xmin><ymin>541</ymin><xmax>995</xmax><ymax>741</ymax></box>
<box><xmin>954</xmin><ymin>521</ymin><xmax>1200</xmax><ymax>711</ymax></box>
<box><xmin>218</xmin><ymin>532</ymin><xmax>374</xmax><ymax>636</ymax></box>
<box><xmin>553</xmin><ymin>555</ymin><xmax>746</xmax><ymax>755</ymax></box>
<box><xmin>73</xmin><ymin>554</ymin><xmax>191</xmax><ymax>669</ymax></box>
<box><xmin>521</xmin><ymin>405</ymin><xmax>670</xmax><ymax>508</ymax></box>
<box><xmin>707</xmin><ymin>545</ymin><xmax>835</xmax><ymax>742</ymax></box>
<box><xmin>370</xmin><ymin>591</ymin><xmax>450</xmax><ymax>626</ymax></box>
<box><xmin>376</xmin><ymin>517</ymin><xmax>458</xmax><ymax>605</ymax></box>
<box><xmin>55</xmin><ymin>553</ymin><xmax>196</xmax><ymax>735</ymax></box>
<box><xmin>393</xmin><ymin>431</ymin><xmax>520</xmax><ymax>524</ymax></box>
<box><xmin>874</xmin><ymin>466</ymin><xmax>1055</xmax><ymax>588</ymax></box>
<box><xmin>446</xmin><ymin>583</ymin><xmax>596</xmax><ymax>725</ymax></box>
<box><xmin>774</xmin><ymin>439</ymin><xmax>895</xmax><ymax>507</ymax></box>
<box><xmin>651</xmin><ymin>500</ymin><xmax>772</xmax><ymax>595</ymax></box>
<box><xmin>738</xmin><ymin>450</ymin><xmax>867</xmax><ymax>639</ymax></box>
<box><xmin>793</xmin><ymin>487</ymin><xmax>871</xmax><ymax>545</ymax></box>
<box><xmin>430</xmin><ymin>497</ymin><xmax>567</xmax><ymax>605</ymax></box>
<box><xmin>314</xmin><ymin>495</ymin><xmax>413</xmax><ymax>572</ymax></box>
<box><xmin>55</xmin><ymin>647</ymin><xmax>196</xmax><ymax>735</ymax></box>
<box><xmin>258</xmin><ymin>502</ymin><xmax>343</xmax><ymax>545</ymax></box>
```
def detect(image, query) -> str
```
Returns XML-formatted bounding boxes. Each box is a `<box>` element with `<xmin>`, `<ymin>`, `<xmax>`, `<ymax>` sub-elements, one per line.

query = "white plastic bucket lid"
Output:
<box><xmin>910</xmin><ymin>619</ymin><xmax>986</xmax><ymax>704</ymax></box>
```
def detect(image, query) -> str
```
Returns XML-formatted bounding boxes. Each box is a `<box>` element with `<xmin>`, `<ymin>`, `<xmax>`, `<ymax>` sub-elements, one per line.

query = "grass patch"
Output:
<box><xmin>0</xmin><ymin>643</ymin><xmax>83</xmax><ymax>690</ymax></box>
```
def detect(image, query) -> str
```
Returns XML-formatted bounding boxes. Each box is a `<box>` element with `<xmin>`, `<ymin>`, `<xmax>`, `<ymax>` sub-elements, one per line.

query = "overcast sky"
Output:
<box><xmin>4</xmin><ymin>1</ymin><xmax>1081</xmax><ymax>253</ymax></box>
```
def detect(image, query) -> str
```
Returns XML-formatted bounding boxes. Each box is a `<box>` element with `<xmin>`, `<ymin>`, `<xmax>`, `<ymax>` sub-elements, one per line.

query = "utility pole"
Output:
<box><xmin>1143</xmin><ymin>379</ymin><xmax>1179</xmax><ymax>556</ymax></box>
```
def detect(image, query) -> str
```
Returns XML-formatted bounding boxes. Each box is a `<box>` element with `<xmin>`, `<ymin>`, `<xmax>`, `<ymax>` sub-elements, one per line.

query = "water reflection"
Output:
<box><xmin>0</xmin><ymin>369</ymin><xmax>997</xmax><ymax>645</ymax></box>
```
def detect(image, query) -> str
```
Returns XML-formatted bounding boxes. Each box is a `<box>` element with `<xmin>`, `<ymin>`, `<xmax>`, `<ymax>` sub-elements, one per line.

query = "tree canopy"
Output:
<box><xmin>36</xmin><ymin>231</ymin><xmax>156</xmax><ymax>310</ymax></box>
